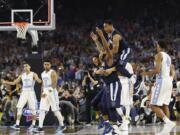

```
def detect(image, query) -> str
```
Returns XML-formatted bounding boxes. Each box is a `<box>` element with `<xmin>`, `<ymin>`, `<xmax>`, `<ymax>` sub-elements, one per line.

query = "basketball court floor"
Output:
<box><xmin>0</xmin><ymin>121</ymin><xmax>179</xmax><ymax>135</ymax></box>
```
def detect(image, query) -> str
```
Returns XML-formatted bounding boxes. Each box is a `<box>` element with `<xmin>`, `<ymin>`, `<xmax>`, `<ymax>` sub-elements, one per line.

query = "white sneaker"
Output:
<box><xmin>10</xmin><ymin>124</ymin><xmax>20</xmax><ymax>131</ymax></box>
<box><xmin>156</xmin><ymin>123</ymin><xmax>176</xmax><ymax>135</ymax></box>
<box><xmin>28</xmin><ymin>125</ymin><xmax>36</xmax><ymax>131</ymax></box>
<box><xmin>112</xmin><ymin>125</ymin><xmax>121</xmax><ymax>135</ymax></box>
<box><xmin>165</xmin><ymin>121</ymin><xmax>176</xmax><ymax>127</ymax></box>
<box><xmin>126</xmin><ymin>119</ymin><xmax>130</xmax><ymax>125</ymax></box>
<box><xmin>33</xmin><ymin>127</ymin><xmax>44</xmax><ymax>133</ymax></box>
<box><xmin>120</xmin><ymin>122</ymin><xmax>128</xmax><ymax>131</ymax></box>
<box><xmin>56</xmin><ymin>126</ymin><xmax>66</xmax><ymax>133</ymax></box>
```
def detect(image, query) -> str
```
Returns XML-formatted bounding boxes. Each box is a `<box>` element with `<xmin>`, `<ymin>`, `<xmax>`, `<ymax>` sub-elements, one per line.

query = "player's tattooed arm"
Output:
<box><xmin>96</xmin><ymin>27</ymin><xmax>110</xmax><ymax>54</ymax></box>
<box><xmin>96</xmin><ymin>28</ymin><xmax>113</xmax><ymax>66</ymax></box>
<box><xmin>142</xmin><ymin>53</ymin><xmax>162</xmax><ymax>76</ymax></box>
<box><xmin>112</xmin><ymin>34</ymin><xmax>121</xmax><ymax>54</ymax></box>
<box><xmin>33</xmin><ymin>73</ymin><xmax>42</xmax><ymax>83</ymax></box>
<box><xmin>99</xmin><ymin>51</ymin><xmax>106</xmax><ymax>63</ymax></box>
<box><xmin>106</xmin><ymin>50</ymin><xmax>113</xmax><ymax>67</ymax></box>
<box><xmin>2</xmin><ymin>75</ymin><xmax>22</xmax><ymax>85</ymax></box>
<box><xmin>51</xmin><ymin>70</ymin><xmax>58</xmax><ymax>89</ymax></box>
<box><xmin>90</xmin><ymin>32</ymin><xmax>104</xmax><ymax>52</ymax></box>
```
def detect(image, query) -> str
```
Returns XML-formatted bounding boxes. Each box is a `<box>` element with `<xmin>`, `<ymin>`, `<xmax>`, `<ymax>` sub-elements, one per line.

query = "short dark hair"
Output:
<box><xmin>69</xmin><ymin>89</ymin><xmax>74</xmax><ymax>95</ymax></box>
<box><xmin>62</xmin><ymin>84</ymin><xmax>69</xmax><ymax>90</ymax></box>
<box><xmin>91</xmin><ymin>53</ymin><xmax>99</xmax><ymax>60</ymax></box>
<box><xmin>43</xmin><ymin>58</ymin><xmax>51</xmax><ymax>63</ymax></box>
<box><xmin>158</xmin><ymin>40</ymin><xmax>168</xmax><ymax>50</ymax></box>
<box><xmin>104</xmin><ymin>19</ymin><xmax>113</xmax><ymax>25</ymax></box>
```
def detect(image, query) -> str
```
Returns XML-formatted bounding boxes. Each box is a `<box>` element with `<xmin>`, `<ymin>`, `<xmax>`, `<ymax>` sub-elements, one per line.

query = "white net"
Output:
<box><xmin>28</xmin><ymin>30</ymin><xmax>39</xmax><ymax>46</ymax></box>
<box><xmin>13</xmin><ymin>22</ymin><xmax>29</xmax><ymax>39</ymax></box>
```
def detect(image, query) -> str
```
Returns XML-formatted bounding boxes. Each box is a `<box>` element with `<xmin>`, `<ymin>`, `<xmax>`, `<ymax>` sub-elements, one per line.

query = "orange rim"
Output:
<box><xmin>13</xmin><ymin>22</ymin><xmax>29</xmax><ymax>27</ymax></box>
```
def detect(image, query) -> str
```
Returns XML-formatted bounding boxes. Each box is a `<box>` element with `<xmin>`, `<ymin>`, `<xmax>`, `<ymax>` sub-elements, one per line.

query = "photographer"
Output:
<box><xmin>140</xmin><ymin>97</ymin><xmax>155</xmax><ymax>124</ymax></box>
<box><xmin>60</xmin><ymin>87</ymin><xmax>81</xmax><ymax>125</ymax></box>
<box><xmin>0</xmin><ymin>72</ymin><xmax>19</xmax><ymax>125</ymax></box>
<box><xmin>169</xmin><ymin>89</ymin><xmax>177</xmax><ymax>121</ymax></box>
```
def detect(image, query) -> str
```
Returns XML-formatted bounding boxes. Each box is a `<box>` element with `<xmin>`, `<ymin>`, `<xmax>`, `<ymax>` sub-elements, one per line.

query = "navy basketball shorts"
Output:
<box><xmin>105</xmin><ymin>81</ymin><xmax>122</xmax><ymax>109</ymax></box>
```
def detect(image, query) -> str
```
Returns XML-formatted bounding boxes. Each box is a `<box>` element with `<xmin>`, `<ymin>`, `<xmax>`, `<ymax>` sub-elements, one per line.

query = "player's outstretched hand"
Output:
<box><xmin>96</xmin><ymin>27</ymin><xmax>103</xmax><ymax>37</ymax></box>
<box><xmin>90</xmin><ymin>32</ymin><xmax>98</xmax><ymax>41</ymax></box>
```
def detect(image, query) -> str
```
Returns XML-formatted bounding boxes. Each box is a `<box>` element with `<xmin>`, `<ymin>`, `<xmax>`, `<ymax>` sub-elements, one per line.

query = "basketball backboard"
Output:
<box><xmin>0</xmin><ymin>0</ymin><xmax>55</xmax><ymax>31</ymax></box>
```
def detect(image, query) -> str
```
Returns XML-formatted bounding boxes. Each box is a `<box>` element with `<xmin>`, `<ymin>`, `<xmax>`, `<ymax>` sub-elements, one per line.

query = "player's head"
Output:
<box><xmin>64</xmin><ymin>89</ymin><xmax>74</xmax><ymax>98</ymax></box>
<box><xmin>43</xmin><ymin>59</ymin><xmax>51</xmax><ymax>71</ymax></box>
<box><xmin>92</xmin><ymin>54</ymin><xmax>101</xmax><ymax>66</ymax></box>
<box><xmin>103</xmin><ymin>20</ymin><xmax>114</xmax><ymax>33</ymax></box>
<box><xmin>23</xmin><ymin>62</ymin><xmax>31</xmax><ymax>72</ymax></box>
<box><xmin>156</xmin><ymin>40</ymin><xmax>168</xmax><ymax>52</ymax></box>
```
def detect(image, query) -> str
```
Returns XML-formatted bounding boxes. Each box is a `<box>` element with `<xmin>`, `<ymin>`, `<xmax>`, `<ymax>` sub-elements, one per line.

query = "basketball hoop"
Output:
<box><xmin>13</xmin><ymin>22</ymin><xmax>29</xmax><ymax>39</ymax></box>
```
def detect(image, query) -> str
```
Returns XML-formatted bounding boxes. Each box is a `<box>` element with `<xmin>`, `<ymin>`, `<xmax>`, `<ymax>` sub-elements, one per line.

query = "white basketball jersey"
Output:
<box><xmin>41</xmin><ymin>69</ymin><xmax>54</xmax><ymax>89</ymax></box>
<box><xmin>125</xmin><ymin>63</ymin><xmax>134</xmax><ymax>74</ymax></box>
<box><xmin>119</xmin><ymin>63</ymin><xmax>134</xmax><ymax>83</ymax></box>
<box><xmin>21</xmin><ymin>72</ymin><xmax>35</xmax><ymax>91</ymax></box>
<box><xmin>157</xmin><ymin>52</ymin><xmax>171</xmax><ymax>79</ymax></box>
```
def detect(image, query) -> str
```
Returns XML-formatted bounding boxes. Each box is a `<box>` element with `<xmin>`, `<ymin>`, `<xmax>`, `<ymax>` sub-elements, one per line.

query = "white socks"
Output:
<box><xmin>39</xmin><ymin>110</ymin><xmax>46</xmax><ymax>128</ymax></box>
<box><xmin>32</xmin><ymin>119</ymin><xmax>36</xmax><ymax>126</ymax></box>
<box><xmin>125</xmin><ymin>105</ymin><xmax>130</xmax><ymax>119</ymax></box>
<box><xmin>116</xmin><ymin>108</ymin><xmax>126</xmax><ymax>122</ymax></box>
<box><xmin>16</xmin><ymin>108</ymin><xmax>23</xmax><ymax>126</ymax></box>
<box><xmin>16</xmin><ymin>120</ymin><xmax>20</xmax><ymax>125</ymax></box>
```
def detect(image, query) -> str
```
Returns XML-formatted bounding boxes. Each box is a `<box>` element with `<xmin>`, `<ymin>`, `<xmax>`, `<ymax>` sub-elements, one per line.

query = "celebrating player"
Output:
<box><xmin>91</xmin><ymin>20</ymin><xmax>136</xmax><ymax>84</ymax></box>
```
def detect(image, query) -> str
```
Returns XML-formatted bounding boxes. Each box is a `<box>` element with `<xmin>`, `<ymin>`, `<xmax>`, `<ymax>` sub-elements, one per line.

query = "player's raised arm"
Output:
<box><xmin>90</xmin><ymin>32</ymin><xmax>104</xmax><ymax>52</ymax></box>
<box><xmin>51</xmin><ymin>70</ymin><xmax>58</xmax><ymax>89</ymax></box>
<box><xmin>2</xmin><ymin>75</ymin><xmax>22</xmax><ymax>85</ymax></box>
<box><xmin>96</xmin><ymin>27</ymin><xmax>113</xmax><ymax>66</ymax></box>
<box><xmin>96</xmin><ymin>27</ymin><xmax>110</xmax><ymax>52</ymax></box>
<box><xmin>33</xmin><ymin>73</ymin><xmax>42</xmax><ymax>84</ymax></box>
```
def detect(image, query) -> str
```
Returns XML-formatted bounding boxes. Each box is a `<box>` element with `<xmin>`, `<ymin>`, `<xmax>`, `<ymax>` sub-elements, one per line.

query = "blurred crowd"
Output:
<box><xmin>0</xmin><ymin>0</ymin><xmax>180</xmax><ymax>126</ymax></box>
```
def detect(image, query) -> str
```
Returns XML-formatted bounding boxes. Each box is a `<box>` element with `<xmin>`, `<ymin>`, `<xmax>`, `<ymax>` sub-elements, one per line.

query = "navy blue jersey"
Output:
<box><xmin>105</xmin><ymin>29</ymin><xmax>129</xmax><ymax>54</ymax></box>
<box><xmin>101</xmin><ymin>61</ymin><xmax>119</xmax><ymax>84</ymax></box>
<box><xmin>105</xmin><ymin>29</ymin><xmax>131</xmax><ymax>64</ymax></box>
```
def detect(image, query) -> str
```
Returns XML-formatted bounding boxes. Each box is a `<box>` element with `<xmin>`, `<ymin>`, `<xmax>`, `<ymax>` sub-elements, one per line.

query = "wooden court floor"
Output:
<box><xmin>0</xmin><ymin>121</ymin><xmax>179</xmax><ymax>135</ymax></box>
